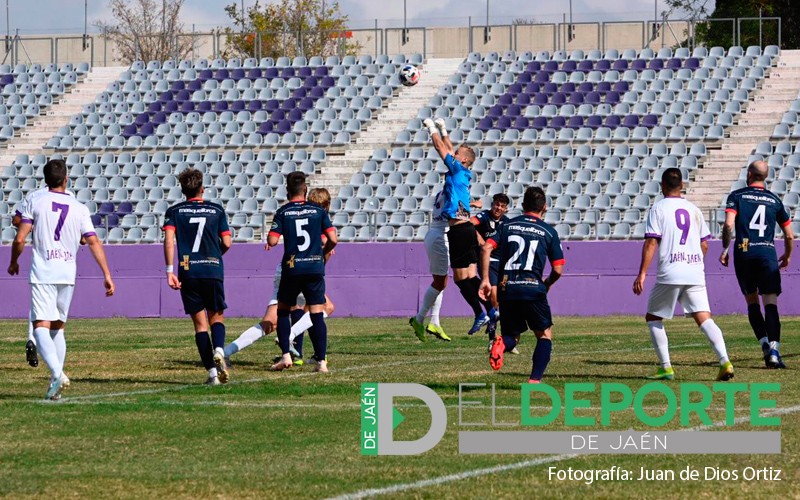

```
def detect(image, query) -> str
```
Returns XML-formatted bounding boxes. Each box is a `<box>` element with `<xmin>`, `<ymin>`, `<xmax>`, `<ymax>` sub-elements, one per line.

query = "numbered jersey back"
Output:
<box><xmin>269</xmin><ymin>201</ymin><xmax>334</xmax><ymax>276</ymax></box>
<box><xmin>490</xmin><ymin>213</ymin><xmax>564</xmax><ymax>301</ymax></box>
<box><xmin>645</xmin><ymin>197</ymin><xmax>710</xmax><ymax>286</ymax></box>
<box><xmin>163</xmin><ymin>199</ymin><xmax>230</xmax><ymax>280</ymax></box>
<box><xmin>726</xmin><ymin>186</ymin><xmax>790</xmax><ymax>260</ymax></box>
<box><xmin>24</xmin><ymin>191</ymin><xmax>95</xmax><ymax>285</ymax></box>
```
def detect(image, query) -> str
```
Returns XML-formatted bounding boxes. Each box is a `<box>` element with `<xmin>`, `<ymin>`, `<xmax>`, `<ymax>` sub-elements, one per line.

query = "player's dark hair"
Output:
<box><xmin>286</xmin><ymin>171</ymin><xmax>307</xmax><ymax>199</ymax></box>
<box><xmin>43</xmin><ymin>159</ymin><xmax>67</xmax><ymax>189</ymax></box>
<box><xmin>178</xmin><ymin>168</ymin><xmax>204</xmax><ymax>198</ymax></box>
<box><xmin>492</xmin><ymin>193</ymin><xmax>510</xmax><ymax>206</ymax></box>
<box><xmin>661</xmin><ymin>167</ymin><xmax>683</xmax><ymax>191</ymax></box>
<box><xmin>522</xmin><ymin>186</ymin><xmax>546</xmax><ymax>213</ymax></box>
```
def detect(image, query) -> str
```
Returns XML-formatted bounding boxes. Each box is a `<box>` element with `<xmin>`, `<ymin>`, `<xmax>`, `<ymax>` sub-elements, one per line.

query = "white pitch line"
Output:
<box><xmin>18</xmin><ymin>341</ymin><xmax>707</xmax><ymax>404</ymax></box>
<box><xmin>325</xmin><ymin>404</ymin><xmax>800</xmax><ymax>500</ymax></box>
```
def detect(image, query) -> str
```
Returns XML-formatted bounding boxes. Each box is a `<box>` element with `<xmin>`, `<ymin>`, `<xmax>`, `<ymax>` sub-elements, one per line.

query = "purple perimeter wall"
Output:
<box><xmin>0</xmin><ymin>241</ymin><xmax>798</xmax><ymax>318</ymax></box>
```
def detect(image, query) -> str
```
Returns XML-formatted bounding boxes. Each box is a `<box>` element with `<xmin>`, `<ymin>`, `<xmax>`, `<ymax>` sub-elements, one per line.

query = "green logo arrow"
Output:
<box><xmin>392</xmin><ymin>407</ymin><xmax>405</xmax><ymax>430</ymax></box>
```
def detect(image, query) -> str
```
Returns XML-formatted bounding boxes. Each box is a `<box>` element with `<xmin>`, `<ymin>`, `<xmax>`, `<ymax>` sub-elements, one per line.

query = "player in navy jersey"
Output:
<box><xmin>163</xmin><ymin>168</ymin><xmax>232</xmax><ymax>385</ymax></box>
<box><xmin>472</xmin><ymin>193</ymin><xmax>510</xmax><ymax>343</ymax></box>
<box><xmin>721</xmin><ymin>160</ymin><xmax>794</xmax><ymax>368</ymax></box>
<box><xmin>480</xmin><ymin>187</ymin><xmax>564</xmax><ymax>382</ymax></box>
<box><xmin>268</xmin><ymin>172</ymin><xmax>337</xmax><ymax>373</ymax></box>
<box><xmin>422</xmin><ymin>117</ymin><xmax>497</xmax><ymax>337</ymax></box>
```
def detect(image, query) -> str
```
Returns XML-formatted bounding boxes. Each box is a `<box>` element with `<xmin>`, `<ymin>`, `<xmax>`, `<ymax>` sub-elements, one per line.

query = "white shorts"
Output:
<box><xmin>268</xmin><ymin>266</ymin><xmax>306</xmax><ymax>308</ymax></box>
<box><xmin>30</xmin><ymin>284</ymin><xmax>75</xmax><ymax>322</ymax></box>
<box><xmin>647</xmin><ymin>283</ymin><xmax>710</xmax><ymax>320</ymax></box>
<box><xmin>424</xmin><ymin>228</ymin><xmax>450</xmax><ymax>276</ymax></box>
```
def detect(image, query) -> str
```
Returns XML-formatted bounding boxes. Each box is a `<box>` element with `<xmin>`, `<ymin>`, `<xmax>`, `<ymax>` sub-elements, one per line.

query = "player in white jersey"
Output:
<box><xmin>7</xmin><ymin>159</ymin><xmax>115</xmax><ymax>400</ymax></box>
<box><xmin>12</xmin><ymin>186</ymin><xmax>76</xmax><ymax>368</ymax></box>
<box><xmin>632</xmin><ymin>168</ymin><xmax>733</xmax><ymax>381</ymax></box>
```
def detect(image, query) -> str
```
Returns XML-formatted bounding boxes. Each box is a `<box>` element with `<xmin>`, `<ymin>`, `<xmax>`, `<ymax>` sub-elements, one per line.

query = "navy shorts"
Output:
<box><xmin>488</xmin><ymin>260</ymin><xmax>500</xmax><ymax>287</ymax></box>
<box><xmin>180</xmin><ymin>278</ymin><xmax>227</xmax><ymax>315</ymax></box>
<box><xmin>277</xmin><ymin>274</ymin><xmax>326</xmax><ymax>307</ymax></box>
<box><xmin>500</xmin><ymin>298</ymin><xmax>553</xmax><ymax>336</ymax></box>
<box><xmin>734</xmin><ymin>257</ymin><xmax>782</xmax><ymax>296</ymax></box>
<box><xmin>447</xmin><ymin>222</ymin><xmax>478</xmax><ymax>269</ymax></box>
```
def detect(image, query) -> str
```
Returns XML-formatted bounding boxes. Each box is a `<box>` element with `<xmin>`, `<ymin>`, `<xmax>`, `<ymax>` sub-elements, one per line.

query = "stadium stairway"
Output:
<box><xmin>688</xmin><ymin>50</ymin><xmax>800</xmax><ymax>213</ymax></box>
<box><xmin>0</xmin><ymin>66</ymin><xmax>125</xmax><ymax>169</ymax></box>
<box><xmin>310</xmin><ymin>58</ymin><xmax>463</xmax><ymax>197</ymax></box>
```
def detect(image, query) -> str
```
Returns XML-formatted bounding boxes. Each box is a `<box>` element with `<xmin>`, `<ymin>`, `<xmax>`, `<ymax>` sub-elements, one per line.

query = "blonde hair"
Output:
<box><xmin>308</xmin><ymin>187</ymin><xmax>331</xmax><ymax>211</ymax></box>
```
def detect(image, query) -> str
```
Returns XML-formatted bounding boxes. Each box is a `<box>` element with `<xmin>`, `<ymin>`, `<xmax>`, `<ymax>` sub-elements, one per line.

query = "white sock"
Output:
<box><xmin>289</xmin><ymin>312</ymin><xmax>313</xmax><ymax>342</ymax></box>
<box><xmin>770</xmin><ymin>340</ymin><xmax>780</xmax><ymax>351</ymax></box>
<box><xmin>430</xmin><ymin>291</ymin><xmax>443</xmax><ymax>327</ymax></box>
<box><xmin>224</xmin><ymin>324</ymin><xmax>265</xmax><ymax>358</ymax></box>
<box><xmin>27</xmin><ymin>320</ymin><xmax>35</xmax><ymax>344</ymax></box>
<box><xmin>416</xmin><ymin>286</ymin><xmax>442</xmax><ymax>324</ymax></box>
<box><xmin>50</xmin><ymin>329</ymin><xmax>66</xmax><ymax>366</ymax></box>
<box><xmin>700</xmin><ymin>319</ymin><xmax>729</xmax><ymax>365</ymax></box>
<box><xmin>758</xmin><ymin>337</ymin><xmax>769</xmax><ymax>349</ymax></box>
<box><xmin>34</xmin><ymin>327</ymin><xmax>62</xmax><ymax>379</ymax></box>
<box><xmin>208</xmin><ymin>367</ymin><xmax>218</xmax><ymax>378</ymax></box>
<box><xmin>647</xmin><ymin>320</ymin><xmax>671</xmax><ymax>368</ymax></box>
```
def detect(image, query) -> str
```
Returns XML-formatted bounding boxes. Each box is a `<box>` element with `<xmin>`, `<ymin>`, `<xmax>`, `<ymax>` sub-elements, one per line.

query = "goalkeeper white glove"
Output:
<box><xmin>422</xmin><ymin>118</ymin><xmax>437</xmax><ymax>136</ymax></box>
<box><xmin>433</xmin><ymin>118</ymin><xmax>448</xmax><ymax>137</ymax></box>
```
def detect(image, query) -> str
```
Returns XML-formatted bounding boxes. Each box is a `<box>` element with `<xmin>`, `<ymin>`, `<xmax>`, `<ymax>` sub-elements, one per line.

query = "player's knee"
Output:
<box><xmin>432</xmin><ymin>275</ymin><xmax>447</xmax><ymax>290</ymax></box>
<box><xmin>762</xmin><ymin>294</ymin><xmax>778</xmax><ymax>306</ymax></box>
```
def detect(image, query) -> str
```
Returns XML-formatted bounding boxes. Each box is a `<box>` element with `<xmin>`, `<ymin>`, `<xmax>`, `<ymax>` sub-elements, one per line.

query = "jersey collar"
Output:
<box><xmin>747</xmin><ymin>183</ymin><xmax>765</xmax><ymax>190</ymax></box>
<box><xmin>524</xmin><ymin>212</ymin><xmax>542</xmax><ymax>220</ymax></box>
<box><xmin>188</xmin><ymin>197</ymin><xmax>203</xmax><ymax>202</ymax></box>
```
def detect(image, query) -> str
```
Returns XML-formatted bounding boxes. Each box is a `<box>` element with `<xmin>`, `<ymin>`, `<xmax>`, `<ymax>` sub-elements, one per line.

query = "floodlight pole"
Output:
<box><xmin>5</xmin><ymin>0</ymin><xmax>9</xmax><ymax>54</ymax></box>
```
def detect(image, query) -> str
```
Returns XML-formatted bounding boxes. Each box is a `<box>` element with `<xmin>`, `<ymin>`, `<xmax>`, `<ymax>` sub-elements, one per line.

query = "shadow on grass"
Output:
<box><xmin>71</xmin><ymin>377</ymin><xmax>187</xmax><ymax>386</ymax></box>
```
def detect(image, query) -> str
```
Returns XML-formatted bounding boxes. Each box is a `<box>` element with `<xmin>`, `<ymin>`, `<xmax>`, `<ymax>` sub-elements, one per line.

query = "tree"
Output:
<box><xmin>96</xmin><ymin>0</ymin><xmax>197</xmax><ymax>63</ymax></box>
<box><xmin>222</xmin><ymin>0</ymin><xmax>359</xmax><ymax>60</ymax></box>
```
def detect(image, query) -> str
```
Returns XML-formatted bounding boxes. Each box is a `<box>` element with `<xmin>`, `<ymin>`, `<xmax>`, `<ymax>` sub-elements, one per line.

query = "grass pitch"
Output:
<box><xmin>0</xmin><ymin>315</ymin><xmax>798</xmax><ymax>499</ymax></box>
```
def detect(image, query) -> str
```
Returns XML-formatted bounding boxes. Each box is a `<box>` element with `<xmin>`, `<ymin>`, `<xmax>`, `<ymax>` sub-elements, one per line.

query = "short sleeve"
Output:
<box><xmin>548</xmin><ymin>232</ymin><xmax>565</xmax><ymax>266</ymax></box>
<box><xmin>13</xmin><ymin>197</ymin><xmax>27</xmax><ymax>218</ymax></box>
<box><xmin>645</xmin><ymin>207</ymin><xmax>662</xmax><ymax>239</ymax></box>
<box><xmin>218</xmin><ymin>209</ymin><xmax>231</xmax><ymax>237</ymax></box>
<box><xmin>697</xmin><ymin>208</ymin><xmax>711</xmax><ymax>242</ymax></box>
<box><xmin>80</xmin><ymin>205</ymin><xmax>97</xmax><ymax>238</ymax></box>
<box><xmin>163</xmin><ymin>207</ymin><xmax>175</xmax><ymax>231</ymax></box>
<box><xmin>321</xmin><ymin>210</ymin><xmax>335</xmax><ymax>234</ymax></box>
<box><xmin>19</xmin><ymin>195</ymin><xmax>34</xmax><ymax>224</ymax></box>
<box><xmin>444</xmin><ymin>153</ymin><xmax>465</xmax><ymax>174</ymax></box>
<box><xmin>725</xmin><ymin>192</ymin><xmax>738</xmax><ymax>214</ymax></box>
<box><xmin>269</xmin><ymin>210</ymin><xmax>283</xmax><ymax>238</ymax></box>
<box><xmin>777</xmin><ymin>200</ymin><xmax>791</xmax><ymax>227</ymax></box>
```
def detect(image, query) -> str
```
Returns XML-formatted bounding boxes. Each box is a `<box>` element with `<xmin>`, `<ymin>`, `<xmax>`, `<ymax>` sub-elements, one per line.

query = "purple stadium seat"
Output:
<box><xmin>197</xmin><ymin>101</ymin><xmax>212</xmax><ymax>112</ymax></box>
<box><xmin>596</xmin><ymin>60</ymin><xmax>611</xmax><ymax>72</ymax></box>
<box><xmin>180</xmin><ymin>101</ymin><xmax>195</xmax><ymax>113</ymax></box>
<box><xmin>198</xmin><ymin>69</ymin><xmax>213</xmax><ymax>81</ymax></box>
<box><xmin>613</xmin><ymin>81</ymin><xmax>630</xmax><ymax>93</ymax></box>
<box><xmin>288</xmin><ymin>108</ymin><xmax>304</xmax><ymax>121</ymax></box>
<box><xmin>0</xmin><ymin>74</ymin><xmax>14</xmax><ymax>85</ymax></box>
<box><xmin>175</xmin><ymin>90</ymin><xmax>191</xmax><ymax>101</ymax></box>
<box><xmin>585</xmin><ymin>92</ymin><xmax>601</xmax><ymax>104</ymax></box>
<box><xmin>550</xmin><ymin>116</ymin><xmax>566</xmax><ymax>128</ymax></box>
<box><xmin>597</xmin><ymin>81</ymin><xmax>612</xmax><ymax>93</ymax></box>
<box><xmin>497</xmin><ymin>116</ymin><xmax>512</xmax><ymax>129</ymax></box>
<box><xmin>506</xmin><ymin>104</ymin><xmax>522</xmax><ymax>117</ymax></box>
<box><xmin>648</xmin><ymin>58</ymin><xmax>664</xmax><ymax>70</ymax></box>
<box><xmin>117</xmin><ymin>201</ymin><xmax>133</xmax><ymax>214</ymax></box>
<box><xmin>276</xmin><ymin>119</ymin><xmax>292</xmax><ymax>134</ymax></box>
<box><xmin>526</xmin><ymin>61</ymin><xmax>541</xmax><ymax>72</ymax></box>
<box><xmin>605</xmin><ymin>115</ymin><xmax>621</xmax><ymax>128</ymax></box>
<box><xmin>298</xmin><ymin>97</ymin><xmax>314</xmax><ymax>110</ymax></box>
<box><xmin>534</xmin><ymin>71</ymin><xmax>550</xmax><ymax>83</ymax></box>
<box><xmin>247</xmin><ymin>100</ymin><xmax>263</xmax><ymax>111</ymax></box>
<box><xmin>568</xmin><ymin>116</ymin><xmax>584</xmax><ymax>128</ymax></box>
<box><xmin>320</xmin><ymin>76</ymin><xmax>335</xmax><ymax>87</ymax></box>
<box><xmin>524</xmin><ymin>82</ymin><xmax>541</xmax><ymax>94</ymax></box>
<box><xmin>294</xmin><ymin>88</ymin><xmax>308</xmax><ymax>98</ymax></box>
<box><xmin>532</xmin><ymin>116</ymin><xmax>547</xmax><ymax>130</ymax></box>
<box><xmin>281</xmin><ymin>67</ymin><xmax>295</xmax><ymax>78</ymax></box>
<box><xmin>161</xmin><ymin>92</ymin><xmax>173</xmax><ymax>102</ymax></box>
<box><xmin>230</xmin><ymin>101</ymin><xmax>245</xmax><ymax>112</ymax></box>
<box><xmin>550</xmin><ymin>92</ymin><xmax>566</xmax><ymax>105</ymax></box>
<box><xmin>187</xmin><ymin>80</ymin><xmax>201</xmax><ymax>91</ymax></box>
<box><xmin>148</xmin><ymin>102</ymin><xmax>162</xmax><ymax>113</ymax></box>
<box><xmin>605</xmin><ymin>91</ymin><xmax>620</xmax><ymax>105</ymax></box>
<box><xmin>568</xmin><ymin>92</ymin><xmax>584</xmax><ymax>105</ymax></box>
<box><xmin>173</xmin><ymin>81</ymin><xmax>186</xmax><ymax>91</ymax></box>
<box><xmin>543</xmin><ymin>61</ymin><xmax>559</xmax><ymax>73</ymax></box>
<box><xmin>631</xmin><ymin>59</ymin><xmax>646</xmax><ymax>71</ymax></box>
<box><xmin>152</xmin><ymin>112</ymin><xmax>167</xmax><ymax>124</ymax></box>
<box><xmin>516</xmin><ymin>93</ymin><xmax>531</xmax><ymax>106</ymax></box>
<box><xmin>231</xmin><ymin>68</ymin><xmax>245</xmax><ymax>80</ymax></box>
<box><xmin>281</xmin><ymin>99</ymin><xmax>296</xmax><ymax>110</ymax></box>
<box><xmin>264</xmin><ymin>67</ymin><xmax>279</xmax><ymax>79</ymax></box>
<box><xmin>641</xmin><ymin>114</ymin><xmax>659</xmax><ymax>128</ymax></box>
<box><xmin>215</xmin><ymin>68</ymin><xmax>230</xmax><ymax>80</ymax></box>
<box><xmin>533</xmin><ymin>93</ymin><xmax>548</xmax><ymax>106</ymax></box>
<box><xmin>623</xmin><ymin>115</ymin><xmax>639</xmax><ymax>128</ymax></box>
<box><xmin>578</xmin><ymin>60</ymin><xmax>594</xmax><ymax>72</ymax></box>
<box><xmin>310</xmin><ymin>87</ymin><xmax>325</xmax><ymax>98</ymax></box>
<box><xmin>562</xmin><ymin>60</ymin><xmax>577</xmax><ymax>73</ymax></box>
<box><xmin>587</xmin><ymin>115</ymin><xmax>602</xmax><ymax>129</ymax></box>
<box><xmin>507</xmin><ymin>83</ymin><xmax>522</xmax><ymax>95</ymax></box>
<box><xmin>513</xmin><ymin>116</ymin><xmax>529</xmax><ymax>130</ymax></box>
<box><xmin>90</xmin><ymin>214</ymin><xmax>102</xmax><ymax>227</ymax></box>
<box><xmin>265</xmin><ymin>100</ymin><xmax>279</xmax><ymax>111</ymax></box>
<box><xmin>135</xmin><ymin>114</ymin><xmax>149</xmax><ymax>125</ymax></box>
<box><xmin>517</xmin><ymin>72</ymin><xmax>532</xmax><ymax>83</ymax></box>
<box><xmin>477</xmin><ymin>117</ymin><xmax>494</xmax><ymax>131</ymax></box>
<box><xmin>562</xmin><ymin>82</ymin><xmax>576</xmax><ymax>93</ymax></box>
<box><xmin>98</xmin><ymin>202</ymin><xmax>115</xmax><ymax>215</ymax></box>
<box><xmin>258</xmin><ymin>121</ymin><xmax>274</xmax><ymax>134</ymax></box>
<box><xmin>612</xmin><ymin>59</ymin><xmax>629</xmax><ymax>71</ymax></box>
<box><xmin>685</xmin><ymin>58</ymin><xmax>700</xmax><ymax>69</ymax></box>
<box><xmin>298</xmin><ymin>67</ymin><xmax>312</xmax><ymax>78</ymax></box>
<box><xmin>314</xmin><ymin>66</ymin><xmax>329</xmax><ymax>77</ymax></box>
<box><xmin>304</xmin><ymin>76</ymin><xmax>318</xmax><ymax>87</ymax></box>
<box><xmin>213</xmin><ymin>101</ymin><xmax>228</xmax><ymax>112</ymax></box>
<box><xmin>488</xmin><ymin>105</ymin><xmax>504</xmax><ymax>117</ymax></box>
<box><xmin>666</xmin><ymin>58</ymin><xmax>681</xmax><ymax>70</ymax></box>
<box><xmin>542</xmin><ymin>83</ymin><xmax>558</xmax><ymax>94</ymax></box>
<box><xmin>139</xmin><ymin>123</ymin><xmax>155</xmax><ymax>136</ymax></box>
<box><xmin>105</xmin><ymin>214</ymin><xmax>120</xmax><ymax>228</ymax></box>
<box><xmin>498</xmin><ymin>94</ymin><xmax>513</xmax><ymax>106</ymax></box>
<box><xmin>247</xmin><ymin>68</ymin><xmax>262</xmax><ymax>79</ymax></box>
<box><xmin>122</xmin><ymin>124</ymin><xmax>137</xmax><ymax>137</ymax></box>
<box><xmin>578</xmin><ymin>82</ymin><xmax>593</xmax><ymax>93</ymax></box>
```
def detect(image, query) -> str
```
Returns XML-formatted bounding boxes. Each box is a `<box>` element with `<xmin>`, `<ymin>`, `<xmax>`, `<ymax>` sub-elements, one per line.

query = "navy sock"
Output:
<box><xmin>277</xmin><ymin>309</ymin><xmax>291</xmax><ymax>354</ymax></box>
<box><xmin>310</xmin><ymin>312</ymin><xmax>328</xmax><ymax>361</ymax></box>
<box><xmin>194</xmin><ymin>332</ymin><xmax>214</xmax><ymax>370</ymax></box>
<box><xmin>502</xmin><ymin>335</ymin><xmax>517</xmax><ymax>353</ymax></box>
<box><xmin>530</xmin><ymin>338</ymin><xmax>553</xmax><ymax>381</ymax></box>
<box><xmin>210</xmin><ymin>322</ymin><xmax>225</xmax><ymax>351</ymax></box>
<box><xmin>765</xmin><ymin>304</ymin><xmax>781</xmax><ymax>344</ymax></box>
<box><xmin>747</xmin><ymin>303</ymin><xmax>767</xmax><ymax>343</ymax></box>
<box><xmin>290</xmin><ymin>309</ymin><xmax>306</xmax><ymax>357</ymax></box>
<box><xmin>456</xmin><ymin>278</ymin><xmax>483</xmax><ymax>317</ymax></box>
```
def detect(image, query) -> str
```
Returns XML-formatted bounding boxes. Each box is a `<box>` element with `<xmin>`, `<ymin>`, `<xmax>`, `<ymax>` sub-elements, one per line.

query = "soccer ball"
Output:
<box><xmin>400</xmin><ymin>64</ymin><xmax>420</xmax><ymax>87</ymax></box>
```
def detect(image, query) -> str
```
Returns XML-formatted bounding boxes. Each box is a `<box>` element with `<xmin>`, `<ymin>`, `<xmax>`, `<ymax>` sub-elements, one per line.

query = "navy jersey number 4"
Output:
<box><xmin>270</xmin><ymin>201</ymin><xmax>334</xmax><ymax>276</ymax></box>
<box><xmin>163</xmin><ymin>199</ymin><xmax>230</xmax><ymax>280</ymax></box>
<box><xmin>726</xmin><ymin>186</ymin><xmax>790</xmax><ymax>259</ymax></box>
<box><xmin>488</xmin><ymin>214</ymin><xmax>565</xmax><ymax>301</ymax></box>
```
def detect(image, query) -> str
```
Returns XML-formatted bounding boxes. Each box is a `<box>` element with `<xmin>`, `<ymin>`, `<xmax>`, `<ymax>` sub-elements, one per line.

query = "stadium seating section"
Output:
<box><xmin>0</xmin><ymin>46</ymin><xmax>792</xmax><ymax>244</ymax></box>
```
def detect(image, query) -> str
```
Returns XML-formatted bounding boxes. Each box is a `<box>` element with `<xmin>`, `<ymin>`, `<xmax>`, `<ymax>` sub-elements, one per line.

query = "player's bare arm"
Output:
<box><xmin>85</xmin><ymin>235</ymin><xmax>115</xmax><ymax>296</ymax></box>
<box><xmin>779</xmin><ymin>223</ymin><xmax>794</xmax><ymax>269</ymax></box>
<box><xmin>700</xmin><ymin>240</ymin><xmax>709</xmax><ymax>257</ymax></box>
<box><xmin>478</xmin><ymin>240</ymin><xmax>493</xmax><ymax>300</ymax></box>
<box><xmin>267</xmin><ymin>232</ymin><xmax>280</xmax><ymax>248</ymax></box>
<box><xmin>323</xmin><ymin>228</ymin><xmax>338</xmax><ymax>256</ymax></box>
<box><xmin>7</xmin><ymin>221</ymin><xmax>31</xmax><ymax>276</ymax></box>
<box><xmin>220</xmin><ymin>233</ymin><xmax>232</xmax><ymax>255</ymax></box>
<box><xmin>633</xmin><ymin>238</ymin><xmax>658</xmax><ymax>295</ymax></box>
<box><xmin>163</xmin><ymin>228</ymin><xmax>181</xmax><ymax>290</ymax></box>
<box><xmin>720</xmin><ymin>211</ymin><xmax>735</xmax><ymax>267</ymax></box>
<box><xmin>544</xmin><ymin>264</ymin><xmax>564</xmax><ymax>292</ymax></box>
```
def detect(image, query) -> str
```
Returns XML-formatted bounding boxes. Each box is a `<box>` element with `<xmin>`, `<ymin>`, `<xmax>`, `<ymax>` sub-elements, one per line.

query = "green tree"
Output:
<box><xmin>222</xmin><ymin>0</ymin><xmax>359</xmax><ymax>60</ymax></box>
